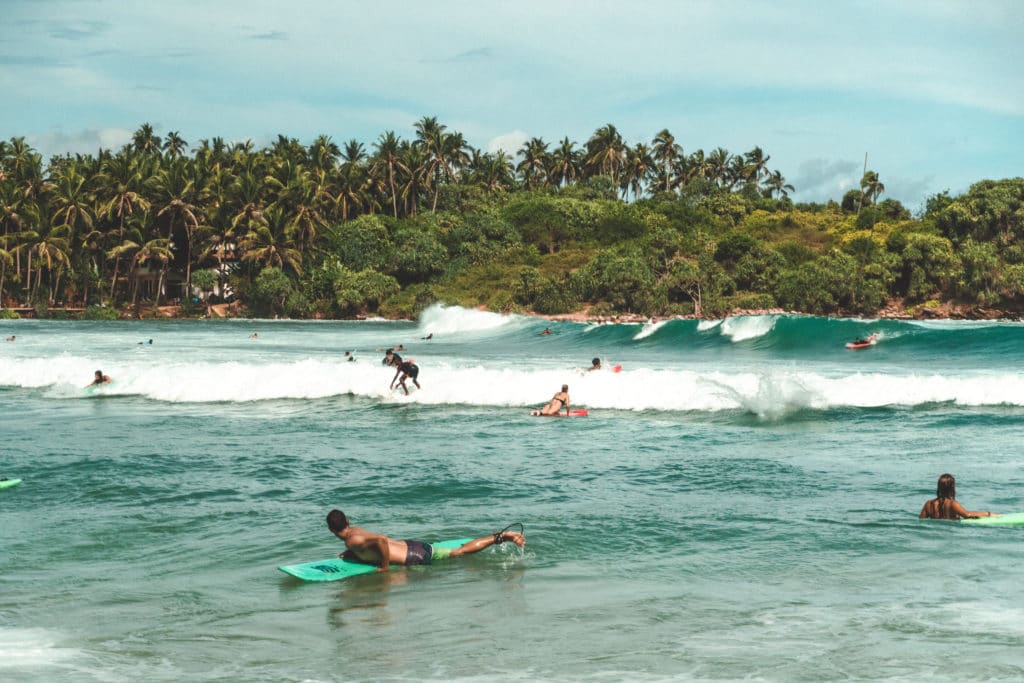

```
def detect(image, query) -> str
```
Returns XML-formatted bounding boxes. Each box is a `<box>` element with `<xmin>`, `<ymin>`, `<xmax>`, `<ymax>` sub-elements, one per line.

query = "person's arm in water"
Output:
<box><xmin>389</xmin><ymin>365</ymin><xmax>402</xmax><ymax>389</ymax></box>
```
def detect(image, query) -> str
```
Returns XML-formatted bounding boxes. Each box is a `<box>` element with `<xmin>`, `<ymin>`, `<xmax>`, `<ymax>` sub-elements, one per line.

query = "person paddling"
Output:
<box><xmin>532</xmin><ymin>384</ymin><xmax>569</xmax><ymax>416</ymax></box>
<box><xmin>919</xmin><ymin>473</ymin><xmax>997</xmax><ymax>520</ymax></box>
<box><xmin>87</xmin><ymin>370</ymin><xmax>111</xmax><ymax>387</ymax></box>
<box><xmin>327</xmin><ymin>509</ymin><xmax>525</xmax><ymax>570</ymax></box>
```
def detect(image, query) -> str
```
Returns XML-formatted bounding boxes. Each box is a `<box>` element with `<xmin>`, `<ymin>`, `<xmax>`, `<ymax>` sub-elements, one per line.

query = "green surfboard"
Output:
<box><xmin>0</xmin><ymin>478</ymin><xmax>22</xmax><ymax>491</ymax></box>
<box><xmin>961</xmin><ymin>512</ymin><xmax>1024</xmax><ymax>527</ymax></box>
<box><xmin>278</xmin><ymin>537</ymin><xmax>474</xmax><ymax>582</ymax></box>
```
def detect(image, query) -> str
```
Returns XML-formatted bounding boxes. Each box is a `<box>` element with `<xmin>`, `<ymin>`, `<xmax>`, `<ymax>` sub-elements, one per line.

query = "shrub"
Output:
<box><xmin>81</xmin><ymin>305</ymin><xmax>118</xmax><ymax>320</ymax></box>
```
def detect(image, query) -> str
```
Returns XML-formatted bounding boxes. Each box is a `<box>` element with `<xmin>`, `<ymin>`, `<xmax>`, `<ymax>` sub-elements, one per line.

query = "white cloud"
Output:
<box><xmin>487</xmin><ymin>130</ymin><xmax>529</xmax><ymax>156</ymax></box>
<box><xmin>26</xmin><ymin>127</ymin><xmax>132</xmax><ymax>157</ymax></box>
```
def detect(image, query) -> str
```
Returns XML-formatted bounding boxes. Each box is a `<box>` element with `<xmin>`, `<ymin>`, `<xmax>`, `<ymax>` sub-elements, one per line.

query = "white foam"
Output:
<box><xmin>632</xmin><ymin>319</ymin><xmax>668</xmax><ymax>340</ymax></box>
<box><xmin>4</xmin><ymin>354</ymin><xmax>1023</xmax><ymax>415</ymax></box>
<box><xmin>416</xmin><ymin>303</ymin><xmax>526</xmax><ymax>336</ymax></box>
<box><xmin>696</xmin><ymin>319</ymin><xmax>722</xmax><ymax>332</ymax></box>
<box><xmin>719</xmin><ymin>315</ymin><xmax>778</xmax><ymax>342</ymax></box>
<box><xmin>0</xmin><ymin>627</ymin><xmax>81</xmax><ymax>671</ymax></box>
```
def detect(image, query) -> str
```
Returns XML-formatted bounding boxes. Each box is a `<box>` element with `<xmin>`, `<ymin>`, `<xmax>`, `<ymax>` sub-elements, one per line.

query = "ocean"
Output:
<box><xmin>2</xmin><ymin>305</ymin><xmax>1023</xmax><ymax>681</ymax></box>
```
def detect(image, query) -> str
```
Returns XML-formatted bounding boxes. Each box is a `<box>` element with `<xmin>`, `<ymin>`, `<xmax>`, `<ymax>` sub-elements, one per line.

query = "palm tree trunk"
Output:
<box><xmin>389</xmin><ymin>165</ymin><xmax>398</xmax><ymax>218</ymax></box>
<box><xmin>156</xmin><ymin>268</ymin><xmax>165</xmax><ymax>308</ymax></box>
<box><xmin>109</xmin><ymin>258</ymin><xmax>120</xmax><ymax>303</ymax></box>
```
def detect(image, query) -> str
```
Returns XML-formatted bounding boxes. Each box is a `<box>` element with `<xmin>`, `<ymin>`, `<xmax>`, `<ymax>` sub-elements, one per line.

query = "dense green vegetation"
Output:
<box><xmin>1</xmin><ymin>121</ymin><xmax>1022</xmax><ymax>319</ymax></box>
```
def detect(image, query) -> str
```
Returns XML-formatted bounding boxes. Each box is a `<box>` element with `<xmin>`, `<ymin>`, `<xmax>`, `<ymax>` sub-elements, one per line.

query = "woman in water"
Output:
<box><xmin>533</xmin><ymin>384</ymin><xmax>569</xmax><ymax>416</ymax></box>
<box><xmin>919</xmin><ymin>473</ymin><xmax>996</xmax><ymax>520</ymax></box>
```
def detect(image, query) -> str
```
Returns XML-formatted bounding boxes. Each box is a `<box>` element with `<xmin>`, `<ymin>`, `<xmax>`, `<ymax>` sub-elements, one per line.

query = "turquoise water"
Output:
<box><xmin>2</xmin><ymin>307</ymin><xmax>1024</xmax><ymax>681</ymax></box>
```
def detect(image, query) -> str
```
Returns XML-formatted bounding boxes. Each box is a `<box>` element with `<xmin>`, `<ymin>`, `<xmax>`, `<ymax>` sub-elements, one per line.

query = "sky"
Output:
<box><xmin>3</xmin><ymin>0</ymin><xmax>1022</xmax><ymax>209</ymax></box>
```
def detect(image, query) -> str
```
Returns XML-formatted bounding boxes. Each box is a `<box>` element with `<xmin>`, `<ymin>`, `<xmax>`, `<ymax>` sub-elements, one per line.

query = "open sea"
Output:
<box><xmin>2</xmin><ymin>305</ymin><xmax>1024</xmax><ymax>681</ymax></box>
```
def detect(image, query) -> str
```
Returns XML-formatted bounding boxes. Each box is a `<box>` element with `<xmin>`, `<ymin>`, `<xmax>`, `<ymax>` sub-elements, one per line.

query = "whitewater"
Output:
<box><xmin>2</xmin><ymin>306</ymin><xmax>1024</xmax><ymax>681</ymax></box>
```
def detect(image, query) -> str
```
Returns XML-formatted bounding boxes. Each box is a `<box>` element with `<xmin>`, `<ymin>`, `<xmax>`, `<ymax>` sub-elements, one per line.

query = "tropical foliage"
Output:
<box><xmin>0</xmin><ymin>123</ymin><xmax>1021</xmax><ymax>319</ymax></box>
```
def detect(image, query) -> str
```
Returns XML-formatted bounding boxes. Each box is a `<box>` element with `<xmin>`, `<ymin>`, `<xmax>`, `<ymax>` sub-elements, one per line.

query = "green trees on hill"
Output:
<box><xmin>0</xmin><ymin>123</ymin><xmax>1022</xmax><ymax>319</ymax></box>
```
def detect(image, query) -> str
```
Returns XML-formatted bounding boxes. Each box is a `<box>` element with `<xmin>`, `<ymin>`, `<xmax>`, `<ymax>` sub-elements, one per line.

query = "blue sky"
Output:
<box><xmin>3</xmin><ymin>0</ymin><xmax>1022</xmax><ymax>209</ymax></box>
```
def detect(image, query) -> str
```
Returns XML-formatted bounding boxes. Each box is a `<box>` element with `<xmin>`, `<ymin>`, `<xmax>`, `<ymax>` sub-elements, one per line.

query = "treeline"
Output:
<box><xmin>1</xmin><ymin>121</ymin><xmax>1022</xmax><ymax>320</ymax></box>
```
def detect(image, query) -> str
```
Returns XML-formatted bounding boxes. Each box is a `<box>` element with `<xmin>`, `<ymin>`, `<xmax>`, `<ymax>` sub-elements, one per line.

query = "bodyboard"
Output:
<box><xmin>530</xmin><ymin>409</ymin><xmax>588</xmax><ymax>417</ymax></box>
<box><xmin>278</xmin><ymin>537</ymin><xmax>474</xmax><ymax>582</ymax></box>
<box><xmin>0</xmin><ymin>478</ymin><xmax>22</xmax><ymax>491</ymax></box>
<box><xmin>960</xmin><ymin>512</ymin><xmax>1024</xmax><ymax>527</ymax></box>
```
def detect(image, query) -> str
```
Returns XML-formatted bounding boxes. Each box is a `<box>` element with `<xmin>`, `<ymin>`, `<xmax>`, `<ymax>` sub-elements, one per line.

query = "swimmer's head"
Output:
<box><xmin>326</xmin><ymin>509</ymin><xmax>350</xmax><ymax>534</ymax></box>
<box><xmin>936</xmin><ymin>474</ymin><xmax>956</xmax><ymax>499</ymax></box>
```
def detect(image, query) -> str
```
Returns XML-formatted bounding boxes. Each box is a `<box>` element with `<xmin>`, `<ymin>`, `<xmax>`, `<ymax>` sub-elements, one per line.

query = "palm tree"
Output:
<box><xmin>860</xmin><ymin>170</ymin><xmax>885</xmax><ymax>206</ymax></box>
<box><xmin>623</xmin><ymin>143</ymin><xmax>654</xmax><ymax>200</ymax></box>
<box><xmin>152</xmin><ymin>159</ymin><xmax>204</xmax><ymax>298</ymax></box>
<box><xmin>585</xmin><ymin>124</ymin><xmax>625</xmax><ymax>184</ymax></box>
<box><xmin>309</xmin><ymin>135</ymin><xmax>341</xmax><ymax>173</ymax></box>
<box><xmin>133</xmin><ymin>236</ymin><xmax>174</xmax><ymax>307</ymax></box>
<box><xmin>132</xmin><ymin>123</ymin><xmax>162</xmax><ymax>155</ymax></box>
<box><xmin>707</xmin><ymin>147</ymin><xmax>732</xmax><ymax>187</ymax></box>
<box><xmin>239</xmin><ymin>206</ymin><xmax>302</xmax><ymax>275</ymax></box>
<box><xmin>764</xmin><ymin>170</ymin><xmax>795</xmax><ymax>199</ymax></box>
<box><xmin>96</xmin><ymin>152</ymin><xmax>152</xmax><ymax>301</ymax></box>
<box><xmin>744</xmin><ymin>146</ymin><xmax>771</xmax><ymax>191</ymax></box>
<box><xmin>516</xmin><ymin>137</ymin><xmax>549</xmax><ymax>190</ymax></box>
<box><xmin>548</xmin><ymin>137</ymin><xmax>580</xmax><ymax>188</ymax></box>
<box><xmin>651</xmin><ymin>129</ymin><xmax>681</xmax><ymax>193</ymax></box>
<box><xmin>371</xmin><ymin>131</ymin><xmax>408</xmax><ymax>218</ymax></box>
<box><xmin>29</xmin><ymin>224</ymin><xmax>72</xmax><ymax>303</ymax></box>
<box><xmin>0</xmin><ymin>245</ymin><xmax>12</xmax><ymax>306</ymax></box>
<box><xmin>163</xmin><ymin>132</ymin><xmax>188</xmax><ymax>159</ymax></box>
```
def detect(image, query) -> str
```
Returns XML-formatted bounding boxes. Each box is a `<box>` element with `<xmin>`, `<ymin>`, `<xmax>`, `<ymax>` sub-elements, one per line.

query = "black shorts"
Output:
<box><xmin>404</xmin><ymin>539</ymin><xmax>433</xmax><ymax>566</ymax></box>
<box><xmin>404</xmin><ymin>364</ymin><xmax>419</xmax><ymax>380</ymax></box>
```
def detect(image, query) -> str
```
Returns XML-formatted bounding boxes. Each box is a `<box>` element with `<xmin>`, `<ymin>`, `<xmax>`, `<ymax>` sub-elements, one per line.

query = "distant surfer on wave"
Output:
<box><xmin>919</xmin><ymin>473</ymin><xmax>997</xmax><ymax>520</ymax></box>
<box><xmin>327</xmin><ymin>509</ymin><xmax>525</xmax><ymax>570</ymax></box>
<box><xmin>532</xmin><ymin>384</ymin><xmax>569</xmax><ymax>416</ymax></box>
<box><xmin>87</xmin><ymin>370</ymin><xmax>111</xmax><ymax>387</ymax></box>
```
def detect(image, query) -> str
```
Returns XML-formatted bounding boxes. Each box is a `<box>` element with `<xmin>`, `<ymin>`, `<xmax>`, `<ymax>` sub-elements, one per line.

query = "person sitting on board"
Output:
<box><xmin>919</xmin><ymin>473</ymin><xmax>997</xmax><ymax>520</ymax></box>
<box><xmin>533</xmin><ymin>384</ymin><xmax>570</xmax><ymax>416</ymax></box>
<box><xmin>87</xmin><ymin>370</ymin><xmax>111</xmax><ymax>387</ymax></box>
<box><xmin>390</xmin><ymin>357</ymin><xmax>420</xmax><ymax>395</ymax></box>
<box><xmin>327</xmin><ymin>509</ymin><xmax>525</xmax><ymax>570</ymax></box>
<box><xmin>586</xmin><ymin>357</ymin><xmax>602</xmax><ymax>372</ymax></box>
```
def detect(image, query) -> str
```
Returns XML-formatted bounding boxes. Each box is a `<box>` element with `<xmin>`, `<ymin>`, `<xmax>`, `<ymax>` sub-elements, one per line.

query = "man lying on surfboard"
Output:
<box><xmin>326</xmin><ymin>509</ymin><xmax>525</xmax><ymax>570</ymax></box>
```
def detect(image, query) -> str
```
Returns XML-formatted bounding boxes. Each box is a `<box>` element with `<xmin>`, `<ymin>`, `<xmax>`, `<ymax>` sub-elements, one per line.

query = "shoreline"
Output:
<box><xmin>4</xmin><ymin>299</ymin><xmax>1020</xmax><ymax>323</ymax></box>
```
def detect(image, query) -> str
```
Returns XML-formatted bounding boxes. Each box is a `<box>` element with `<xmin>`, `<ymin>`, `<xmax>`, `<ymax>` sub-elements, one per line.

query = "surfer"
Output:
<box><xmin>586</xmin><ymin>358</ymin><xmax>602</xmax><ymax>372</ymax></box>
<box><xmin>383</xmin><ymin>348</ymin><xmax>402</xmax><ymax>365</ymax></box>
<box><xmin>344</xmin><ymin>351</ymin><xmax>355</xmax><ymax>362</ymax></box>
<box><xmin>249</xmin><ymin>333</ymin><xmax>258</xmax><ymax>339</ymax></box>
<box><xmin>919</xmin><ymin>473</ymin><xmax>997</xmax><ymax>520</ymax></box>
<box><xmin>422</xmin><ymin>333</ymin><xmax>433</xmax><ymax>340</ymax></box>
<box><xmin>540</xmin><ymin>327</ymin><xmax>552</xmax><ymax>336</ymax></box>
<box><xmin>532</xmin><ymin>384</ymin><xmax>569</xmax><ymax>416</ymax></box>
<box><xmin>851</xmin><ymin>333</ymin><xmax>877</xmax><ymax>345</ymax></box>
<box><xmin>138</xmin><ymin>339</ymin><xmax>153</xmax><ymax>345</ymax></box>
<box><xmin>4</xmin><ymin>335</ymin><xmax>14</xmax><ymax>342</ymax></box>
<box><xmin>390</xmin><ymin>357</ymin><xmax>420</xmax><ymax>395</ymax></box>
<box><xmin>87</xmin><ymin>370</ymin><xmax>111</xmax><ymax>387</ymax></box>
<box><xmin>326</xmin><ymin>509</ymin><xmax>525</xmax><ymax>570</ymax></box>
